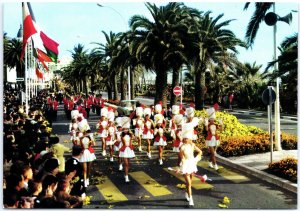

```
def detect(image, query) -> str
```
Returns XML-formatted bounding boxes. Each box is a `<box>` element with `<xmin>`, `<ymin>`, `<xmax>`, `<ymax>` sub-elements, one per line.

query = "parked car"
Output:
<box><xmin>117</xmin><ymin>100</ymin><xmax>138</xmax><ymax>116</ymax></box>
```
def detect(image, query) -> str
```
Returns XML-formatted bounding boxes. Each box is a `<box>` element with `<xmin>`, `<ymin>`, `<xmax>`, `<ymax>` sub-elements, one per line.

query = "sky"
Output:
<box><xmin>2</xmin><ymin>1</ymin><xmax>299</xmax><ymax>70</ymax></box>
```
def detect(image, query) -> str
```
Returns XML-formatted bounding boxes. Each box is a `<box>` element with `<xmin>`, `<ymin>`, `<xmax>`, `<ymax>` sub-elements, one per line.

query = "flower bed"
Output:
<box><xmin>268</xmin><ymin>158</ymin><xmax>297</xmax><ymax>183</ymax></box>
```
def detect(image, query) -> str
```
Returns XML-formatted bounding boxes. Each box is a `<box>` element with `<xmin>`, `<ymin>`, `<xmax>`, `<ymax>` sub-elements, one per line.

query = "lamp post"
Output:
<box><xmin>97</xmin><ymin>3</ymin><xmax>131</xmax><ymax>100</ymax></box>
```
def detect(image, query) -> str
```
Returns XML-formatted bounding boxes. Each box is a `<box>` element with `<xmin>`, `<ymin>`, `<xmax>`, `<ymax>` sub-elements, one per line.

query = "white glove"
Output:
<box><xmin>204</xmin><ymin>118</ymin><xmax>208</xmax><ymax>126</ymax></box>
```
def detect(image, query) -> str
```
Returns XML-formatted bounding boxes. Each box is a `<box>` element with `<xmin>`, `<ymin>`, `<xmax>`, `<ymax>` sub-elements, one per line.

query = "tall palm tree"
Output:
<box><xmin>130</xmin><ymin>2</ymin><xmax>188</xmax><ymax>107</ymax></box>
<box><xmin>185</xmin><ymin>11</ymin><xmax>246</xmax><ymax>109</ymax></box>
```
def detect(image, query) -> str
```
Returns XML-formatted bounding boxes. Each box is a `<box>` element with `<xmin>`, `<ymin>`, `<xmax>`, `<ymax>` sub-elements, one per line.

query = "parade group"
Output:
<box><xmin>3</xmin><ymin>89</ymin><xmax>222</xmax><ymax>208</ymax></box>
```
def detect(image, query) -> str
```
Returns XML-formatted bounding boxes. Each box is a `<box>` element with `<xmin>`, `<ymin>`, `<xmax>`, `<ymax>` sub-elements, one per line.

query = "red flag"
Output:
<box><xmin>35</xmin><ymin>66</ymin><xmax>43</xmax><ymax>79</ymax></box>
<box><xmin>21</xmin><ymin>2</ymin><xmax>37</xmax><ymax>60</ymax></box>
<box><xmin>40</xmin><ymin>31</ymin><xmax>59</xmax><ymax>54</ymax></box>
<box><xmin>36</xmin><ymin>49</ymin><xmax>52</xmax><ymax>62</ymax></box>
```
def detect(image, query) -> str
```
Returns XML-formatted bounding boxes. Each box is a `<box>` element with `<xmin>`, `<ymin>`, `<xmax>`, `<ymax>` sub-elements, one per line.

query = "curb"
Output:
<box><xmin>216</xmin><ymin>154</ymin><xmax>297</xmax><ymax>194</ymax></box>
<box><xmin>229</xmin><ymin>110</ymin><xmax>297</xmax><ymax>121</ymax></box>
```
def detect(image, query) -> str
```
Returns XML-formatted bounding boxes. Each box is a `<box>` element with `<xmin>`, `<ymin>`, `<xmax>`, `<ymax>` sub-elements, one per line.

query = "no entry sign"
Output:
<box><xmin>173</xmin><ymin>86</ymin><xmax>182</xmax><ymax>96</ymax></box>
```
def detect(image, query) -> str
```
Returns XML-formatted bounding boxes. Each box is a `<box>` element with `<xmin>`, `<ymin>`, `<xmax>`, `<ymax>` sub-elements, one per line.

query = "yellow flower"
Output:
<box><xmin>218</xmin><ymin>204</ymin><xmax>228</xmax><ymax>208</ymax></box>
<box><xmin>223</xmin><ymin>196</ymin><xmax>230</xmax><ymax>204</ymax></box>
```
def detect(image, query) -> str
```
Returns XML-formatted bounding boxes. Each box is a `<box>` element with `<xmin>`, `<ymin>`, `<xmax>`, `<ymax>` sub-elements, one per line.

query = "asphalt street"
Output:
<box><xmin>52</xmin><ymin>106</ymin><xmax>297</xmax><ymax>209</ymax></box>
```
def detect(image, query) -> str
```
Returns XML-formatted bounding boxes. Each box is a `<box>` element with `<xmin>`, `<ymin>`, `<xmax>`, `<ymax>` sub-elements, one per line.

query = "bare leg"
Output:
<box><xmin>124</xmin><ymin>158</ymin><xmax>129</xmax><ymax>176</ymax></box>
<box><xmin>82</xmin><ymin>162</ymin><xmax>87</xmax><ymax>181</ymax></box>
<box><xmin>146</xmin><ymin>139</ymin><xmax>151</xmax><ymax>153</ymax></box>
<box><xmin>184</xmin><ymin>174</ymin><xmax>192</xmax><ymax>197</ymax></box>
<box><xmin>209</xmin><ymin>147</ymin><xmax>216</xmax><ymax>165</ymax></box>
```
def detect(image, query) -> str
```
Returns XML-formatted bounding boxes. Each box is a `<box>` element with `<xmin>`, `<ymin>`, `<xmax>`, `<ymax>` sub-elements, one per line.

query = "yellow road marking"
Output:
<box><xmin>96</xmin><ymin>176</ymin><xmax>128</xmax><ymax>203</ymax></box>
<box><xmin>129</xmin><ymin>171</ymin><xmax>172</xmax><ymax>196</ymax></box>
<box><xmin>164</xmin><ymin>168</ymin><xmax>213</xmax><ymax>190</ymax></box>
<box><xmin>198</xmin><ymin>161</ymin><xmax>250</xmax><ymax>183</ymax></box>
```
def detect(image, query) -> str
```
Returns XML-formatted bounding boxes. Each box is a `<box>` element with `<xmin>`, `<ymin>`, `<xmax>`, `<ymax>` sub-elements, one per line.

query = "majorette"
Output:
<box><xmin>97</xmin><ymin>107</ymin><xmax>108</xmax><ymax>156</ymax></box>
<box><xmin>185</xmin><ymin>105</ymin><xmax>200</xmax><ymax>142</ymax></box>
<box><xmin>142</xmin><ymin>107</ymin><xmax>154</xmax><ymax>158</ymax></box>
<box><xmin>154</xmin><ymin>113</ymin><xmax>167</xmax><ymax>165</ymax></box>
<box><xmin>133</xmin><ymin>107</ymin><xmax>144</xmax><ymax>152</ymax></box>
<box><xmin>106</xmin><ymin>108</ymin><xmax>116</xmax><ymax>162</ymax></box>
<box><xmin>169</xmin><ymin>105</ymin><xmax>179</xmax><ymax>139</ymax></box>
<box><xmin>172</xmin><ymin>114</ymin><xmax>184</xmax><ymax>152</ymax></box>
<box><xmin>114</xmin><ymin>117</ymin><xmax>124</xmax><ymax>171</ymax></box>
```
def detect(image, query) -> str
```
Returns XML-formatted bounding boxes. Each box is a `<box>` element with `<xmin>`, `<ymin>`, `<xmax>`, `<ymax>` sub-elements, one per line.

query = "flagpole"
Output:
<box><xmin>25</xmin><ymin>43</ymin><xmax>29</xmax><ymax>114</ymax></box>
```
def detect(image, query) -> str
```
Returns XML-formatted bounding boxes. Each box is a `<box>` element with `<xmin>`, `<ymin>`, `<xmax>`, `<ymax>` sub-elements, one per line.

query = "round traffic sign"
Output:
<box><xmin>262</xmin><ymin>88</ymin><xmax>276</xmax><ymax>105</ymax></box>
<box><xmin>173</xmin><ymin>86</ymin><xmax>182</xmax><ymax>96</ymax></box>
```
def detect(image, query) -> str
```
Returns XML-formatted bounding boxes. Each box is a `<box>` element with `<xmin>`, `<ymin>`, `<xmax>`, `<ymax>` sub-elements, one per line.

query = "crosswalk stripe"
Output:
<box><xmin>163</xmin><ymin>168</ymin><xmax>213</xmax><ymax>190</ymax></box>
<box><xmin>129</xmin><ymin>171</ymin><xmax>172</xmax><ymax>196</ymax></box>
<box><xmin>96</xmin><ymin>176</ymin><xmax>128</xmax><ymax>203</ymax></box>
<box><xmin>197</xmin><ymin>161</ymin><xmax>250</xmax><ymax>183</ymax></box>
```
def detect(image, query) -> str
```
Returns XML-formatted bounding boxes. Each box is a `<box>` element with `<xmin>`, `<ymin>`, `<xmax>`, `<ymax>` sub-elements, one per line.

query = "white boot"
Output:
<box><xmin>84</xmin><ymin>179</ymin><xmax>88</xmax><ymax>187</ymax></box>
<box><xmin>87</xmin><ymin>178</ymin><xmax>89</xmax><ymax>186</ymax></box>
<box><xmin>208</xmin><ymin>162</ymin><xmax>214</xmax><ymax>168</ymax></box>
<box><xmin>110</xmin><ymin>157</ymin><xmax>114</xmax><ymax>162</ymax></box>
<box><xmin>159</xmin><ymin>159</ymin><xmax>163</xmax><ymax>165</ymax></box>
<box><xmin>102</xmin><ymin>150</ymin><xmax>107</xmax><ymax>156</ymax></box>
<box><xmin>125</xmin><ymin>175</ymin><xmax>130</xmax><ymax>182</ymax></box>
<box><xmin>185</xmin><ymin>192</ymin><xmax>190</xmax><ymax>202</ymax></box>
<box><xmin>148</xmin><ymin>152</ymin><xmax>152</xmax><ymax>158</ymax></box>
<box><xmin>119</xmin><ymin>164</ymin><xmax>123</xmax><ymax>171</ymax></box>
<box><xmin>138</xmin><ymin>146</ymin><xmax>142</xmax><ymax>152</ymax></box>
<box><xmin>214</xmin><ymin>164</ymin><xmax>219</xmax><ymax>170</ymax></box>
<box><xmin>189</xmin><ymin>196</ymin><xmax>194</xmax><ymax>206</ymax></box>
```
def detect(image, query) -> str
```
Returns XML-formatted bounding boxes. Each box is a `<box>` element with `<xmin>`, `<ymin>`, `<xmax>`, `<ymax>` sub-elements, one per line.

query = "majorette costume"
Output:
<box><xmin>79</xmin><ymin>136</ymin><xmax>96</xmax><ymax>163</ymax></box>
<box><xmin>142</xmin><ymin>108</ymin><xmax>154</xmax><ymax>140</ymax></box>
<box><xmin>154</xmin><ymin>103</ymin><xmax>166</xmax><ymax>127</ymax></box>
<box><xmin>77</xmin><ymin>113</ymin><xmax>90</xmax><ymax>133</ymax></box>
<box><xmin>97</xmin><ymin>107</ymin><xmax>108</xmax><ymax>138</ymax></box>
<box><xmin>133</xmin><ymin>107</ymin><xmax>144</xmax><ymax>137</ymax></box>
<box><xmin>153</xmin><ymin>116</ymin><xmax>167</xmax><ymax>147</ymax></box>
<box><xmin>172</xmin><ymin>114</ymin><xmax>184</xmax><ymax>152</ymax></box>
<box><xmin>106</xmin><ymin>110</ymin><xmax>116</xmax><ymax>146</ymax></box>
<box><xmin>185</xmin><ymin>107</ymin><xmax>200</xmax><ymax>142</ymax></box>
<box><xmin>169</xmin><ymin>105</ymin><xmax>179</xmax><ymax>139</ymax></box>
<box><xmin>69</xmin><ymin>110</ymin><xmax>79</xmax><ymax>142</ymax></box>
<box><xmin>205</xmin><ymin>107</ymin><xmax>220</xmax><ymax>147</ymax></box>
<box><xmin>119</xmin><ymin>117</ymin><xmax>135</xmax><ymax>159</ymax></box>
<box><xmin>114</xmin><ymin>117</ymin><xmax>123</xmax><ymax>152</ymax></box>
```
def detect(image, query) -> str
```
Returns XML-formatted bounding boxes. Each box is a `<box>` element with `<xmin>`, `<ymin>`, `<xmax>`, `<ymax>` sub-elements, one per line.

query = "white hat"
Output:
<box><xmin>78</xmin><ymin>119</ymin><xmax>90</xmax><ymax>132</ymax></box>
<box><xmin>186</xmin><ymin>107</ymin><xmax>195</xmax><ymax>117</ymax></box>
<box><xmin>121</xmin><ymin>117</ymin><xmax>131</xmax><ymax>129</ymax></box>
<box><xmin>154</xmin><ymin>114</ymin><xmax>163</xmax><ymax>124</ymax></box>
<box><xmin>71</xmin><ymin>110</ymin><xmax>79</xmax><ymax>119</ymax></box>
<box><xmin>115</xmin><ymin>117</ymin><xmax>122</xmax><ymax>127</ymax></box>
<box><xmin>206</xmin><ymin>107</ymin><xmax>216</xmax><ymax>119</ymax></box>
<box><xmin>77</xmin><ymin>113</ymin><xmax>84</xmax><ymax>120</ymax></box>
<box><xmin>182</xmin><ymin>122</ymin><xmax>194</xmax><ymax>139</ymax></box>
<box><xmin>191</xmin><ymin>117</ymin><xmax>199</xmax><ymax>127</ymax></box>
<box><xmin>135</xmin><ymin>107</ymin><xmax>144</xmax><ymax>117</ymax></box>
<box><xmin>155</xmin><ymin>104</ymin><xmax>162</xmax><ymax>113</ymax></box>
<box><xmin>174</xmin><ymin>114</ymin><xmax>183</xmax><ymax>126</ymax></box>
<box><xmin>172</xmin><ymin>105</ymin><xmax>179</xmax><ymax>115</ymax></box>
<box><xmin>144</xmin><ymin>108</ymin><xmax>151</xmax><ymax>116</ymax></box>
<box><xmin>101</xmin><ymin>107</ymin><xmax>108</xmax><ymax>117</ymax></box>
<box><xmin>107</xmin><ymin>111</ymin><xmax>115</xmax><ymax>122</ymax></box>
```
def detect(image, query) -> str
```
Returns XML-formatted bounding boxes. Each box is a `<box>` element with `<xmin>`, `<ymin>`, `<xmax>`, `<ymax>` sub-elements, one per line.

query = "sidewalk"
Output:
<box><xmin>217</xmin><ymin>150</ymin><xmax>298</xmax><ymax>194</ymax></box>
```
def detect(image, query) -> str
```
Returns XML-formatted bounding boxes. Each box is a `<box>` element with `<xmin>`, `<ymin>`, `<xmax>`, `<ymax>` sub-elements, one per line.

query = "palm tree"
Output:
<box><xmin>130</xmin><ymin>2</ymin><xmax>188</xmax><ymax>107</ymax></box>
<box><xmin>4</xmin><ymin>37</ymin><xmax>24</xmax><ymax>78</ymax></box>
<box><xmin>185</xmin><ymin>11</ymin><xmax>246</xmax><ymax>109</ymax></box>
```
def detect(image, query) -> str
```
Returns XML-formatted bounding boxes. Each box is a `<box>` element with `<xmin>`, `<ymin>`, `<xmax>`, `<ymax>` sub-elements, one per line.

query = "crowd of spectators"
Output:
<box><xmin>3</xmin><ymin>89</ymin><xmax>85</xmax><ymax>208</ymax></box>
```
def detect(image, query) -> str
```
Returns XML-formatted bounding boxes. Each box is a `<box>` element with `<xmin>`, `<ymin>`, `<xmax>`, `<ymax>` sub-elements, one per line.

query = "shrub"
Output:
<box><xmin>268</xmin><ymin>158</ymin><xmax>297</xmax><ymax>183</ymax></box>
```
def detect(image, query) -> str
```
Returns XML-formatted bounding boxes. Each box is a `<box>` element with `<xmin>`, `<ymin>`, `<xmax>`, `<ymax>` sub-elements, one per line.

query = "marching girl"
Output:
<box><xmin>114</xmin><ymin>117</ymin><xmax>124</xmax><ymax>171</ymax></box>
<box><xmin>106</xmin><ymin>110</ymin><xmax>116</xmax><ymax>162</ymax></box>
<box><xmin>172</xmin><ymin>114</ymin><xmax>184</xmax><ymax>166</ymax></box>
<box><xmin>168</xmin><ymin>105</ymin><xmax>179</xmax><ymax>143</ymax></box>
<box><xmin>119</xmin><ymin>117</ymin><xmax>135</xmax><ymax>182</ymax></box>
<box><xmin>179</xmin><ymin>122</ymin><xmax>202</xmax><ymax>207</ymax></box>
<box><xmin>79</xmin><ymin>130</ymin><xmax>96</xmax><ymax>187</ymax></box>
<box><xmin>96</xmin><ymin>107</ymin><xmax>109</xmax><ymax>156</ymax></box>
<box><xmin>133</xmin><ymin>107</ymin><xmax>144</xmax><ymax>152</ymax></box>
<box><xmin>142</xmin><ymin>108</ymin><xmax>155</xmax><ymax>159</ymax></box>
<box><xmin>69</xmin><ymin>110</ymin><xmax>79</xmax><ymax>143</ymax></box>
<box><xmin>153</xmin><ymin>114</ymin><xmax>167</xmax><ymax>165</ymax></box>
<box><xmin>185</xmin><ymin>107</ymin><xmax>200</xmax><ymax>142</ymax></box>
<box><xmin>205</xmin><ymin>107</ymin><xmax>222</xmax><ymax>170</ymax></box>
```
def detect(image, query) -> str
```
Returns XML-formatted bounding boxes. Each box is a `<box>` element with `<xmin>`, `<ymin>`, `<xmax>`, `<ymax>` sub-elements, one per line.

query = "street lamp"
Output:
<box><xmin>97</xmin><ymin>3</ymin><xmax>131</xmax><ymax>100</ymax></box>
<box><xmin>264</xmin><ymin>5</ymin><xmax>292</xmax><ymax>151</ymax></box>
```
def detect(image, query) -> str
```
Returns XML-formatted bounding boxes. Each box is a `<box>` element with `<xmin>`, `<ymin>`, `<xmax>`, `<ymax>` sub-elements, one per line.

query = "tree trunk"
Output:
<box><xmin>130</xmin><ymin>67</ymin><xmax>135</xmax><ymax>99</ymax></box>
<box><xmin>90</xmin><ymin>75</ymin><xmax>95</xmax><ymax>92</ymax></box>
<box><xmin>154</xmin><ymin>68</ymin><xmax>168</xmax><ymax>108</ymax></box>
<box><xmin>107</xmin><ymin>82</ymin><xmax>113</xmax><ymax>100</ymax></box>
<box><xmin>170</xmin><ymin>67</ymin><xmax>180</xmax><ymax>106</ymax></box>
<box><xmin>195</xmin><ymin>70</ymin><xmax>206</xmax><ymax>110</ymax></box>
<box><xmin>83</xmin><ymin>76</ymin><xmax>88</xmax><ymax>96</ymax></box>
<box><xmin>120</xmin><ymin>69</ymin><xmax>126</xmax><ymax>100</ymax></box>
<box><xmin>113</xmin><ymin>74</ymin><xmax>119</xmax><ymax>101</ymax></box>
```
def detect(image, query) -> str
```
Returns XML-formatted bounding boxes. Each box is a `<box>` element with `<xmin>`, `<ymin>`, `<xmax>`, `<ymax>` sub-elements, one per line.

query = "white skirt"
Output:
<box><xmin>98</xmin><ymin>130</ymin><xmax>108</xmax><ymax>138</ymax></box>
<box><xmin>180</xmin><ymin>159</ymin><xmax>198</xmax><ymax>174</ymax></box>
<box><xmin>206</xmin><ymin>136</ymin><xmax>220</xmax><ymax>147</ymax></box>
<box><xmin>135</xmin><ymin>128</ymin><xmax>143</xmax><ymax>137</ymax></box>
<box><xmin>173</xmin><ymin>142</ymin><xmax>183</xmax><ymax>152</ymax></box>
<box><xmin>153</xmin><ymin>138</ymin><xmax>167</xmax><ymax>146</ymax></box>
<box><xmin>119</xmin><ymin>147</ymin><xmax>135</xmax><ymax>158</ymax></box>
<box><xmin>142</xmin><ymin>132</ymin><xmax>154</xmax><ymax>139</ymax></box>
<box><xmin>79</xmin><ymin>149</ymin><xmax>96</xmax><ymax>162</ymax></box>
<box><xmin>106</xmin><ymin>137</ymin><xmax>115</xmax><ymax>146</ymax></box>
